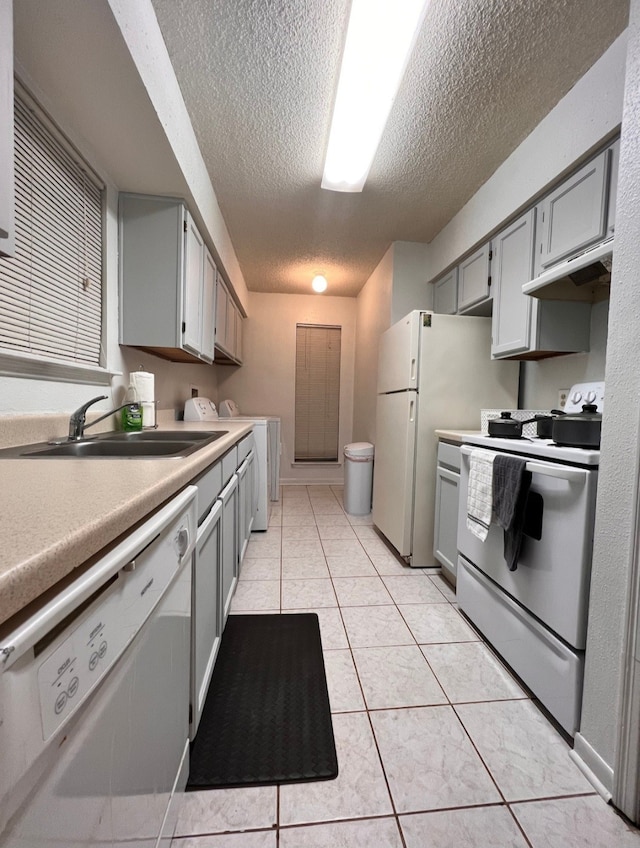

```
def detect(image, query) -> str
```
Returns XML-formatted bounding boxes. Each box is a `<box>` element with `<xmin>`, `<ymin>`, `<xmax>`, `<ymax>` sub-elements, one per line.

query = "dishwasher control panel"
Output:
<box><xmin>36</xmin><ymin>509</ymin><xmax>195</xmax><ymax>740</ymax></box>
<box><xmin>37</xmin><ymin>587</ymin><xmax>124</xmax><ymax>739</ymax></box>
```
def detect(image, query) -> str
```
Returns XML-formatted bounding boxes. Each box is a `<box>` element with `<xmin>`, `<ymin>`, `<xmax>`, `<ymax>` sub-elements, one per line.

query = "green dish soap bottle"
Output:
<box><xmin>121</xmin><ymin>383</ymin><xmax>143</xmax><ymax>431</ymax></box>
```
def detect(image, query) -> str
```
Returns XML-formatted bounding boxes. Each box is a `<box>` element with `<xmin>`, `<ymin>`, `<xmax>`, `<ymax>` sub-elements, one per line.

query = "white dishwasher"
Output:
<box><xmin>0</xmin><ymin>486</ymin><xmax>197</xmax><ymax>848</ymax></box>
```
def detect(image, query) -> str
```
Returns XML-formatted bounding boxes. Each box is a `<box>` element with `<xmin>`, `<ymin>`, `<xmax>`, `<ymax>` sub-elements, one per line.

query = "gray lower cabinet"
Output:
<box><xmin>119</xmin><ymin>192</ymin><xmax>216</xmax><ymax>363</ymax></box>
<box><xmin>192</xmin><ymin>495</ymin><xmax>223</xmax><ymax>735</ymax></box>
<box><xmin>491</xmin><ymin>209</ymin><xmax>591</xmax><ymax>359</ymax></box>
<box><xmin>433</xmin><ymin>268</ymin><xmax>458</xmax><ymax>314</ymax></box>
<box><xmin>434</xmin><ymin>442</ymin><xmax>461</xmax><ymax>582</ymax></box>
<box><xmin>0</xmin><ymin>0</ymin><xmax>14</xmax><ymax>257</ymax></box>
<box><xmin>220</xmin><ymin>472</ymin><xmax>239</xmax><ymax>624</ymax></box>
<box><xmin>191</xmin><ymin>437</ymin><xmax>258</xmax><ymax>733</ymax></box>
<box><xmin>457</xmin><ymin>243</ymin><xmax>492</xmax><ymax>315</ymax></box>
<box><xmin>236</xmin><ymin>433</ymin><xmax>256</xmax><ymax>567</ymax></box>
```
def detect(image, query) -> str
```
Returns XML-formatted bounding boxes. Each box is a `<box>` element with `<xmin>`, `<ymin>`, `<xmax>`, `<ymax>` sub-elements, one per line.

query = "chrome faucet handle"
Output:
<box><xmin>68</xmin><ymin>395</ymin><xmax>108</xmax><ymax>441</ymax></box>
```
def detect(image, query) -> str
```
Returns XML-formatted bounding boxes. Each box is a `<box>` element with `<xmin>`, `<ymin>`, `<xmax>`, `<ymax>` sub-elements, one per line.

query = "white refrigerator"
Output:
<box><xmin>372</xmin><ymin>311</ymin><xmax>519</xmax><ymax>568</ymax></box>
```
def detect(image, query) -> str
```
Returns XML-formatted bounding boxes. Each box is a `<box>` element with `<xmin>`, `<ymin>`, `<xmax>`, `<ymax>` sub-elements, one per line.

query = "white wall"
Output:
<box><xmin>391</xmin><ymin>241</ymin><xmax>433</xmax><ymax>323</ymax></box>
<box><xmin>107</xmin><ymin>0</ymin><xmax>249</xmax><ymax>312</ymax></box>
<box><xmin>353</xmin><ymin>247</ymin><xmax>394</xmax><ymax>443</ymax></box>
<box><xmin>520</xmin><ymin>300</ymin><xmax>609</xmax><ymax>408</ymax></box>
<box><xmin>577</xmin><ymin>0</ymin><xmax>640</xmax><ymax>791</ymax></box>
<box><xmin>216</xmin><ymin>292</ymin><xmax>356</xmax><ymax>485</ymax></box>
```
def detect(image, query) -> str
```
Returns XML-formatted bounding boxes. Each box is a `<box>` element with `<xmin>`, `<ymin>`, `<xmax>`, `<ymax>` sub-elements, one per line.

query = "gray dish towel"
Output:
<box><xmin>492</xmin><ymin>455</ymin><xmax>532</xmax><ymax>571</ymax></box>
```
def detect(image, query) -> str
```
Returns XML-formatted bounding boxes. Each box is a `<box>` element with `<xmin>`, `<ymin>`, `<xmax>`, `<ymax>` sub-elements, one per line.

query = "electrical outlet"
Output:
<box><xmin>190</xmin><ymin>385</ymin><xmax>199</xmax><ymax>398</ymax></box>
<box><xmin>558</xmin><ymin>388</ymin><xmax>569</xmax><ymax>410</ymax></box>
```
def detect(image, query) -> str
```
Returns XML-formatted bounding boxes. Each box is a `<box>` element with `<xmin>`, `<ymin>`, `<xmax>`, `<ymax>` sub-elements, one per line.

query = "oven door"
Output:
<box><xmin>458</xmin><ymin>446</ymin><xmax>598</xmax><ymax>649</ymax></box>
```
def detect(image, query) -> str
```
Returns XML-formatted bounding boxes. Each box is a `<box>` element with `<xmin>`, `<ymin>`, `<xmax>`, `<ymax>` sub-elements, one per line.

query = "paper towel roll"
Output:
<box><xmin>130</xmin><ymin>371</ymin><xmax>155</xmax><ymax>427</ymax></box>
<box><xmin>129</xmin><ymin>370</ymin><xmax>154</xmax><ymax>402</ymax></box>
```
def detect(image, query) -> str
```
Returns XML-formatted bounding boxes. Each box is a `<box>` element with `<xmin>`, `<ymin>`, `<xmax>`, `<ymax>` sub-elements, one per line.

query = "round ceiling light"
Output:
<box><xmin>312</xmin><ymin>274</ymin><xmax>328</xmax><ymax>293</ymax></box>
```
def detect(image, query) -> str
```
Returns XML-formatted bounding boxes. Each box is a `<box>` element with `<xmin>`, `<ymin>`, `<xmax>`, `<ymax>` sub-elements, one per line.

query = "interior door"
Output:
<box><xmin>372</xmin><ymin>391</ymin><xmax>417</xmax><ymax>557</ymax></box>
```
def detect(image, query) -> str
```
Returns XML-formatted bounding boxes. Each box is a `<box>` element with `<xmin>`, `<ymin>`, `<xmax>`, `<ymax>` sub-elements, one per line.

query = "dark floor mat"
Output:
<box><xmin>187</xmin><ymin>613</ymin><xmax>338</xmax><ymax>789</ymax></box>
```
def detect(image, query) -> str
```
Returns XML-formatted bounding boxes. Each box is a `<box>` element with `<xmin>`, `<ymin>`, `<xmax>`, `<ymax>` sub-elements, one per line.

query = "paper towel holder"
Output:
<box><xmin>142</xmin><ymin>400</ymin><xmax>159</xmax><ymax>430</ymax></box>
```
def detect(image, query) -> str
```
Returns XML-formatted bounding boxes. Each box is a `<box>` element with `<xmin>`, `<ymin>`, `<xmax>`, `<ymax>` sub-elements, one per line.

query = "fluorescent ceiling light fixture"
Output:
<box><xmin>312</xmin><ymin>274</ymin><xmax>328</xmax><ymax>293</ymax></box>
<box><xmin>322</xmin><ymin>0</ymin><xmax>429</xmax><ymax>193</ymax></box>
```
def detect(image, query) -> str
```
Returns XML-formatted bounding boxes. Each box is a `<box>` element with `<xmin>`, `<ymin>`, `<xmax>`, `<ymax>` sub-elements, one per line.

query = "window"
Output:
<box><xmin>294</xmin><ymin>324</ymin><xmax>341</xmax><ymax>462</ymax></box>
<box><xmin>0</xmin><ymin>85</ymin><xmax>104</xmax><ymax>372</ymax></box>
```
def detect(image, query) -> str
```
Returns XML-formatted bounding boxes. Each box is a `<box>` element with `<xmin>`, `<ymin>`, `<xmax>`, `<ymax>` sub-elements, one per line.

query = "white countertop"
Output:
<box><xmin>0</xmin><ymin>418</ymin><xmax>253</xmax><ymax>630</ymax></box>
<box><xmin>435</xmin><ymin>429</ymin><xmax>482</xmax><ymax>444</ymax></box>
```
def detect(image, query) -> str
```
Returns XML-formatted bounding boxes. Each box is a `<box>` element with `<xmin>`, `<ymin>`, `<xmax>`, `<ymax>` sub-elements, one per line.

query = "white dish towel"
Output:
<box><xmin>466</xmin><ymin>449</ymin><xmax>496</xmax><ymax>541</ymax></box>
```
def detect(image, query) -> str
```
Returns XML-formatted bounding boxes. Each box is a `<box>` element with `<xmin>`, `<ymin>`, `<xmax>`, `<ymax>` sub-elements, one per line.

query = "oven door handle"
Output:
<box><xmin>524</xmin><ymin>461</ymin><xmax>586</xmax><ymax>482</ymax></box>
<box><xmin>461</xmin><ymin>447</ymin><xmax>587</xmax><ymax>483</ymax></box>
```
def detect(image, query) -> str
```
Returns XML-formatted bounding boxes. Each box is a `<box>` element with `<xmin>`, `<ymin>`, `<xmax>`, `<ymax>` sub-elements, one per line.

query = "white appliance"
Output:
<box><xmin>183</xmin><ymin>397</ymin><xmax>279</xmax><ymax>530</ymax></box>
<box><xmin>218</xmin><ymin>398</ymin><xmax>281</xmax><ymax>507</ymax></box>
<box><xmin>372</xmin><ymin>311</ymin><xmax>519</xmax><ymax>568</ymax></box>
<box><xmin>457</xmin><ymin>381</ymin><xmax>603</xmax><ymax>736</ymax></box>
<box><xmin>0</xmin><ymin>487</ymin><xmax>197</xmax><ymax>847</ymax></box>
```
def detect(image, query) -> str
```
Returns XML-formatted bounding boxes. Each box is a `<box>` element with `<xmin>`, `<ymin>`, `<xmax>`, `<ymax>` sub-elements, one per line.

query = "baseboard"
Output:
<box><xmin>571</xmin><ymin>732</ymin><xmax>614</xmax><ymax>801</ymax></box>
<box><xmin>280</xmin><ymin>477</ymin><xmax>345</xmax><ymax>486</ymax></box>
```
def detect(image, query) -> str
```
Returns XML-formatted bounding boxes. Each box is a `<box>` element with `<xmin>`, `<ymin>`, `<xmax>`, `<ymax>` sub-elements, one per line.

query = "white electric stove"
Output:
<box><xmin>457</xmin><ymin>381</ymin><xmax>603</xmax><ymax>736</ymax></box>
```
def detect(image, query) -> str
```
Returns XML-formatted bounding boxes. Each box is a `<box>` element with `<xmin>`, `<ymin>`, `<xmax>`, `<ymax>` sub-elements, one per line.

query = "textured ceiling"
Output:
<box><xmin>154</xmin><ymin>1</ymin><xmax>627</xmax><ymax>296</ymax></box>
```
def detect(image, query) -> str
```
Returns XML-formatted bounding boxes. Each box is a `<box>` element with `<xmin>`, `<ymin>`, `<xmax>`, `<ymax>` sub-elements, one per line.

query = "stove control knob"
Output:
<box><xmin>586</xmin><ymin>390</ymin><xmax>597</xmax><ymax>403</ymax></box>
<box><xmin>571</xmin><ymin>391</ymin><xmax>583</xmax><ymax>405</ymax></box>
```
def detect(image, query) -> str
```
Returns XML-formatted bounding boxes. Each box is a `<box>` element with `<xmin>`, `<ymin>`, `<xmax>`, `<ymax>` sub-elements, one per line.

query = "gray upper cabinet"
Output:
<box><xmin>201</xmin><ymin>249</ymin><xmax>217</xmax><ymax>363</ymax></box>
<box><xmin>492</xmin><ymin>208</ymin><xmax>591</xmax><ymax>360</ymax></box>
<box><xmin>433</xmin><ymin>268</ymin><xmax>458</xmax><ymax>314</ymax></box>
<box><xmin>0</xmin><ymin>0</ymin><xmax>14</xmax><ymax>257</ymax></box>
<box><xmin>537</xmin><ymin>148</ymin><xmax>610</xmax><ymax>272</ymax></box>
<box><xmin>183</xmin><ymin>215</ymin><xmax>206</xmax><ymax>357</ymax></box>
<box><xmin>492</xmin><ymin>210</ymin><xmax>536</xmax><ymax>358</ymax></box>
<box><xmin>606</xmin><ymin>138</ymin><xmax>619</xmax><ymax>238</ymax></box>
<box><xmin>457</xmin><ymin>243</ymin><xmax>491</xmax><ymax>313</ymax></box>
<box><xmin>119</xmin><ymin>193</ymin><xmax>216</xmax><ymax>364</ymax></box>
<box><xmin>214</xmin><ymin>272</ymin><xmax>244</xmax><ymax>364</ymax></box>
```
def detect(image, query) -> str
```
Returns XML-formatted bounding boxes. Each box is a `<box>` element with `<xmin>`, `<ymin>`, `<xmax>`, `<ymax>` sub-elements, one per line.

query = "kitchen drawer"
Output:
<box><xmin>457</xmin><ymin>556</ymin><xmax>584</xmax><ymax>736</ymax></box>
<box><xmin>437</xmin><ymin>441</ymin><xmax>461</xmax><ymax>472</ymax></box>
<box><xmin>194</xmin><ymin>460</ymin><xmax>222</xmax><ymax>524</ymax></box>
<box><xmin>237</xmin><ymin>432</ymin><xmax>254</xmax><ymax>464</ymax></box>
<box><xmin>221</xmin><ymin>446</ymin><xmax>238</xmax><ymax>485</ymax></box>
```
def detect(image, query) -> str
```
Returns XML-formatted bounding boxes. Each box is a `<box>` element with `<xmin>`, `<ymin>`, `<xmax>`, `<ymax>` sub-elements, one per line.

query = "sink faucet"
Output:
<box><xmin>68</xmin><ymin>395</ymin><xmax>139</xmax><ymax>441</ymax></box>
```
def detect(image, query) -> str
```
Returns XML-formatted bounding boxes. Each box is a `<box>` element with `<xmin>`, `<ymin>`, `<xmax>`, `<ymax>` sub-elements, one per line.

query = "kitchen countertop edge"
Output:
<box><xmin>0</xmin><ymin>421</ymin><xmax>253</xmax><ymax>630</ymax></box>
<box><xmin>435</xmin><ymin>429</ymin><xmax>481</xmax><ymax>444</ymax></box>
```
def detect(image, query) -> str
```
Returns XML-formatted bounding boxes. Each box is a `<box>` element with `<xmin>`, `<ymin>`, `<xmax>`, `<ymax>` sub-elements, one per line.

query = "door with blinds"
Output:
<box><xmin>294</xmin><ymin>325</ymin><xmax>341</xmax><ymax>462</ymax></box>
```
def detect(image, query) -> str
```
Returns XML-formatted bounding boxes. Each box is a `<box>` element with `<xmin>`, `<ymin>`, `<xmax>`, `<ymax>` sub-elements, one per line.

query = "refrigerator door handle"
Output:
<box><xmin>409</xmin><ymin>399</ymin><xmax>415</xmax><ymax>423</ymax></box>
<box><xmin>410</xmin><ymin>358</ymin><xmax>417</xmax><ymax>382</ymax></box>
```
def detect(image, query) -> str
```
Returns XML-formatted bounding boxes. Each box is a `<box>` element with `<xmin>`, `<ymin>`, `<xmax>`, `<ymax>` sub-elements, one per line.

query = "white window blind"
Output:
<box><xmin>0</xmin><ymin>92</ymin><xmax>104</xmax><ymax>366</ymax></box>
<box><xmin>295</xmin><ymin>324</ymin><xmax>341</xmax><ymax>462</ymax></box>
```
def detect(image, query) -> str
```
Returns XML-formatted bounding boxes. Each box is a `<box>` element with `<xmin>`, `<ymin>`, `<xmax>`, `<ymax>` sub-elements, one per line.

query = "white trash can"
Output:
<box><xmin>343</xmin><ymin>442</ymin><xmax>374</xmax><ymax>515</ymax></box>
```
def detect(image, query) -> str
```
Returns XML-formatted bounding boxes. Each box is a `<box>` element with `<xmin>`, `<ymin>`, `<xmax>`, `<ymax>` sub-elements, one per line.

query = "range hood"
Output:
<box><xmin>522</xmin><ymin>239</ymin><xmax>613</xmax><ymax>302</ymax></box>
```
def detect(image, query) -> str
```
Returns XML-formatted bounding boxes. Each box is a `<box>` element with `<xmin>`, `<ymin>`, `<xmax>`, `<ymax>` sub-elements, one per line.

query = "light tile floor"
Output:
<box><xmin>172</xmin><ymin>485</ymin><xmax>640</xmax><ymax>848</ymax></box>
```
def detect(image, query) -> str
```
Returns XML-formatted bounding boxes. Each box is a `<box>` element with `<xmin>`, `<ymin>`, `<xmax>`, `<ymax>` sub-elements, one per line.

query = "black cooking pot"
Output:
<box><xmin>552</xmin><ymin>404</ymin><xmax>602</xmax><ymax>448</ymax></box>
<box><xmin>488</xmin><ymin>412</ymin><xmax>537</xmax><ymax>438</ymax></box>
<box><xmin>534</xmin><ymin>410</ymin><xmax>565</xmax><ymax>439</ymax></box>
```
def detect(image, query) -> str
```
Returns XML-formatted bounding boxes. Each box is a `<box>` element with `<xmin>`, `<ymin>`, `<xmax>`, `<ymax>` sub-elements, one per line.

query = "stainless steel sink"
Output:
<box><xmin>0</xmin><ymin>430</ymin><xmax>229</xmax><ymax>459</ymax></box>
<box><xmin>105</xmin><ymin>430</ymin><xmax>218</xmax><ymax>442</ymax></box>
